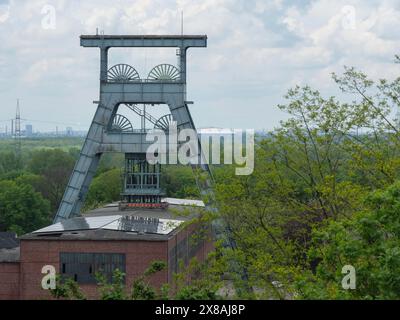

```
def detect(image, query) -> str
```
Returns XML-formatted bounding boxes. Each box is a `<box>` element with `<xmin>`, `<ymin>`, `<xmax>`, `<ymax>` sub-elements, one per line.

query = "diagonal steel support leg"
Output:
<box><xmin>54</xmin><ymin>103</ymin><xmax>115</xmax><ymax>223</ymax></box>
<box><xmin>169</xmin><ymin>102</ymin><xmax>215</xmax><ymax>202</ymax></box>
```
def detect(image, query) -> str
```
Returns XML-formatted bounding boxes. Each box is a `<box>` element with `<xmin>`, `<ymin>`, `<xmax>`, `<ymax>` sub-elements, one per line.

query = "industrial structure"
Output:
<box><xmin>0</xmin><ymin>34</ymin><xmax>215</xmax><ymax>299</ymax></box>
<box><xmin>0</xmin><ymin>199</ymin><xmax>211</xmax><ymax>299</ymax></box>
<box><xmin>55</xmin><ymin>34</ymin><xmax>214</xmax><ymax>222</ymax></box>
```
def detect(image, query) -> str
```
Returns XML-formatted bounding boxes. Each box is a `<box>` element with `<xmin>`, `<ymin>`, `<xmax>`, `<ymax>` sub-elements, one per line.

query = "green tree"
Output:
<box><xmin>297</xmin><ymin>181</ymin><xmax>400</xmax><ymax>299</ymax></box>
<box><xmin>84</xmin><ymin>168</ymin><xmax>122</xmax><ymax>210</ymax></box>
<box><xmin>162</xmin><ymin>165</ymin><xmax>200</xmax><ymax>199</ymax></box>
<box><xmin>28</xmin><ymin>149</ymin><xmax>75</xmax><ymax>212</ymax></box>
<box><xmin>0</xmin><ymin>180</ymin><xmax>50</xmax><ymax>234</ymax></box>
<box><xmin>96</xmin><ymin>269</ymin><xmax>127</xmax><ymax>300</ymax></box>
<box><xmin>0</xmin><ymin>151</ymin><xmax>22</xmax><ymax>174</ymax></box>
<box><xmin>50</xmin><ymin>275</ymin><xmax>86</xmax><ymax>300</ymax></box>
<box><xmin>332</xmin><ymin>65</ymin><xmax>400</xmax><ymax>188</ymax></box>
<box><xmin>173</xmin><ymin>256</ymin><xmax>223</xmax><ymax>300</ymax></box>
<box><xmin>131</xmin><ymin>261</ymin><xmax>166</xmax><ymax>300</ymax></box>
<box><xmin>209</xmin><ymin>58</ymin><xmax>400</xmax><ymax>299</ymax></box>
<box><xmin>51</xmin><ymin>261</ymin><xmax>167</xmax><ymax>300</ymax></box>
<box><xmin>212</xmin><ymin>85</ymin><xmax>368</xmax><ymax>298</ymax></box>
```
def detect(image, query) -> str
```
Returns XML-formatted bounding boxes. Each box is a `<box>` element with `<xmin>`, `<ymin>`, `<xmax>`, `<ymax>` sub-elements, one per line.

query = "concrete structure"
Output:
<box><xmin>0</xmin><ymin>200</ymin><xmax>212</xmax><ymax>300</ymax></box>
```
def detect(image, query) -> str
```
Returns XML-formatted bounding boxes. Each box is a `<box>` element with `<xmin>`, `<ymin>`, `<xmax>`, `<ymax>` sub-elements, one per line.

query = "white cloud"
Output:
<box><xmin>0</xmin><ymin>2</ymin><xmax>10</xmax><ymax>23</ymax></box>
<box><xmin>0</xmin><ymin>0</ymin><xmax>399</xmax><ymax>131</ymax></box>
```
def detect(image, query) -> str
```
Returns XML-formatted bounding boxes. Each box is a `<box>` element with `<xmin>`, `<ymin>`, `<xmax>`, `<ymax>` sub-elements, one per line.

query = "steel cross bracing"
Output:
<box><xmin>54</xmin><ymin>35</ymin><xmax>214</xmax><ymax>222</ymax></box>
<box><xmin>125</xmin><ymin>104</ymin><xmax>158</xmax><ymax>126</ymax></box>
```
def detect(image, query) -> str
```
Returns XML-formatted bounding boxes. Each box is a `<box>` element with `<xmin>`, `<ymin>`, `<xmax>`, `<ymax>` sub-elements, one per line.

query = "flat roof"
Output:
<box><xmin>0</xmin><ymin>247</ymin><xmax>20</xmax><ymax>263</ymax></box>
<box><xmin>0</xmin><ymin>232</ymin><xmax>19</xmax><ymax>249</ymax></box>
<box><xmin>21</xmin><ymin>198</ymin><xmax>204</xmax><ymax>241</ymax></box>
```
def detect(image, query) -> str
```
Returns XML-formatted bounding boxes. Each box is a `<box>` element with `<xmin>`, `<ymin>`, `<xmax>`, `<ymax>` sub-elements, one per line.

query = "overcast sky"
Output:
<box><xmin>0</xmin><ymin>0</ymin><xmax>400</xmax><ymax>132</ymax></box>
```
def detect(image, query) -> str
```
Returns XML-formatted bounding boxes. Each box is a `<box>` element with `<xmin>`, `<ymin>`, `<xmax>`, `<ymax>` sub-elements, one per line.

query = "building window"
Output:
<box><xmin>60</xmin><ymin>252</ymin><xmax>126</xmax><ymax>284</ymax></box>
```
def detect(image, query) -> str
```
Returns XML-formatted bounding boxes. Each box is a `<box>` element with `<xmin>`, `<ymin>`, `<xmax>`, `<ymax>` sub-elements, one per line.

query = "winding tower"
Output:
<box><xmin>54</xmin><ymin>35</ymin><xmax>214</xmax><ymax>223</ymax></box>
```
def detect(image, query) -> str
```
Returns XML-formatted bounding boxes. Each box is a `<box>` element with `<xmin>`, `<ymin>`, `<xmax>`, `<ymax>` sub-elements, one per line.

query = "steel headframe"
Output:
<box><xmin>54</xmin><ymin>34</ymin><xmax>214</xmax><ymax>223</ymax></box>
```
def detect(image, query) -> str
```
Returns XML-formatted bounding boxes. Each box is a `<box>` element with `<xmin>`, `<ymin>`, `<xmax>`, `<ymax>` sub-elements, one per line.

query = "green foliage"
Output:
<box><xmin>173</xmin><ymin>255</ymin><xmax>223</xmax><ymax>300</ymax></box>
<box><xmin>175</xmin><ymin>285</ymin><xmax>217</xmax><ymax>300</ymax></box>
<box><xmin>210</xmin><ymin>57</ymin><xmax>400</xmax><ymax>299</ymax></box>
<box><xmin>96</xmin><ymin>269</ymin><xmax>127</xmax><ymax>300</ymax></box>
<box><xmin>162</xmin><ymin>165</ymin><xmax>200</xmax><ymax>199</ymax></box>
<box><xmin>159</xmin><ymin>283</ymin><xmax>171</xmax><ymax>300</ymax></box>
<box><xmin>131</xmin><ymin>279</ymin><xmax>157</xmax><ymax>300</ymax></box>
<box><xmin>0</xmin><ymin>137</ymin><xmax>84</xmax><ymax>153</ymax></box>
<box><xmin>96</xmin><ymin>153</ymin><xmax>124</xmax><ymax>176</ymax></box>
<box><xmin>84</xmin><ymin>168</ymin><xmax>122</xmax><ymax>210</ymax></box>
<box><xmin>131</xmin><ymin>260</ymin><xmax>166</xmax><ymax>300</ymax></box>
<box><xmin>28</xmin><ymin>148</ymin><xmax>75</xmax><ymax>176</ymax></box>
<box><xmin>144</xmin><ymin>260</ymin><xmax>167</xmax><ymax>276</ymax></box>
<box><xmin>50</xmin><ymin>275</ymin><xmax>86</xmax><ymax>300</ymax></box>
<box><xmin>0</xmin><ymin>180</ymin><xmax>50</xmax><ymax>234</ymax></box>
<box><xmin>14</xmin><ymin>173</ymin><xmax>45</xmax><ymax>190</ymax></box>
<box><xmin>95</xmin><ymin>261</ymin><xmax>167</xmax><ymax>300</ymax></box>
<box><xmin>50</xmin><ymin>261</ymin><xmax>167</xmax><ymax>300</ymax></box>
<box><xmin>0</xmin><ymin>151</ymin><xmax>22</xmax><ymax>174</ymax></box>
<box><xmin>3</xmin><ymin>57</ymin><xmax>400</xmax><ymax>300</ymax></box>
<box><xmin>27</xmin><ymin>148</ymin><xmax>75</xmax><ymax>211</ymax></box>
<box><xmin>297</xmin><ymin>181</ymin><xmax>400</xmax><ymax>299</ymax></box>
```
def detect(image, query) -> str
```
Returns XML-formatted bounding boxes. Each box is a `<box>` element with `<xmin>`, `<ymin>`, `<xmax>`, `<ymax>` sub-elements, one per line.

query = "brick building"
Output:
<box><xmin>0</xmin><ymin>199</ymin><xmax>212</xmax><ymax>300</ymax></box>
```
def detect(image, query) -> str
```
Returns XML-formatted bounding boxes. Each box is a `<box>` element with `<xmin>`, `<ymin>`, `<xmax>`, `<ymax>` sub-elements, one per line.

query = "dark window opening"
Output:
<box><xmin>59</xmin><ymin>252</ymin><xmax>126</xmax><ymax>284</ymax></box>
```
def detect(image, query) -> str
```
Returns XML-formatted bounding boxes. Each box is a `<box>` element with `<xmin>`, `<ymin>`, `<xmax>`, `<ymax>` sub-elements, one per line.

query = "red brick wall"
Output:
<box><xmin>0</xmin><ymin>262</ymin><xmax>20</xmax><ymax>300</ymax></box>
<box><xmin>19</xmin><ymin>239</ymin><xmax>168</xmax><ymax>300</ymax></box>
<box><xmin>167</xmin><ymin>223</ymin><xmax>214</xmax><ymax>284</ymax></box>
<box><xmin>0</xmin><ymin>225</ymin><xmax>214</xmax><ymax>300</ymax></box>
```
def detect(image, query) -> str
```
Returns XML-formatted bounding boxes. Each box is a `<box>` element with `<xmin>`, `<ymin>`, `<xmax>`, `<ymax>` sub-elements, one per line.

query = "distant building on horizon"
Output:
<box><xmin>25</xmin><ymin>124</ymin><xmax>33</xmax><ymax>137</ymax></box>
<box><xmin>66</xmin><ymin>127</ymin><xmax>73</xmax><ymax>136</ymax></box>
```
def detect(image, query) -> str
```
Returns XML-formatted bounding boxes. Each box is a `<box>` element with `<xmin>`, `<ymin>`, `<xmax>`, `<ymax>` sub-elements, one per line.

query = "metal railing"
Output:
<box><xmin>106</xmin><ymin>78</ymin><xmax>182</xmax><ymax>83</ymax></box>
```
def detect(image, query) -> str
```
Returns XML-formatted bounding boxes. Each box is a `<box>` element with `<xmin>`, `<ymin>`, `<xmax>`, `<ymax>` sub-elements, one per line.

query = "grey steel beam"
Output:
<box><xmin>99</xmin><ymin>132</ymin><xmax>161</xmax><ymax>154</ymax></box>
<box><xmin>101</xmin><ymin>82</ymin><xmax>185</xmax><ymax>95</ymax></box>
<box><xmin>55</xmin><ymin>101</ymin><xmax>116</xmax><ymax>222</ymax></box>
<box><xmin>80</xmin><ymin>35</ymin><xmax>207</xmax><ymax>48</ymax></box>
<box><xmin>100</xmin><ymin>82</ymin><xmax>187</xmax><ymax>105</ymax></box>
